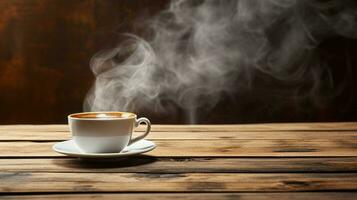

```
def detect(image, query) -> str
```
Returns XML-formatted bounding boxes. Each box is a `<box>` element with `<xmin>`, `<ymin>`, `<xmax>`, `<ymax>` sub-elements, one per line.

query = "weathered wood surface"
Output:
<box><xmin>0</xmin><ymin>139</ymin><xmax>356</xmax><ymax>157</ymax></box>
<box><xmin>1</xmin><ymin>193</ymin><xmax>356</xmax><ymax>200</ymax></box>
<box><xmin>1</xmin><ymin>130</ymin><xmax>357</xmax><ymax>141</ymax></box>
<box><xmin>0</xmin><ymin>123</ymin><xmax>356</xmax><ymax>199</ymax></box>
<box><xmin>0</xmin><ymin>125</ymin><xmax>356</xmax><ymax>157</ymax></box>
<box><xmin>1</xmin><ymin>157</ymin><xmax>357</xmax><ymax>173</ymax></box>
<box><xmin>1</xmin><ymin>172</ymin><xmax>357</xmax><ymax>192</ymax></box>
<box><xmin>0</xmin><ymin>122</ymin><xmax>356</xmax><ymax>132</ymax></box>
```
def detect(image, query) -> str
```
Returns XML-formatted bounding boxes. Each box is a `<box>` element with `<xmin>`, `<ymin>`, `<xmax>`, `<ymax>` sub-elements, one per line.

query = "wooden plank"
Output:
<box><xmin>0</xmin><ymin>193</ymin><xmax>356</xmax><ymax>200</ymax></box>
<box><xmin>0</xmin><ymin>122</ymin><xmax>356</xmax><ymax>132</ymax></box>
<box><xmin>1</xmin><ymin>157</ymin><xmax>357</xmax><ymax>173</ymax></box>
<box><xmin>0</xmin><ymin>139</ymin><xmax>356</xmax><ymax>157</ymax></box>
<box><xmin>0</xmin><ymin>172</ymin><xmax>356</xmax><ymax>192</ymax></box>
<box><xmin>0</xmin><ymin>125</ymin><xmax>68</xmax><ymax>132</ymax></box>
<box><xmin>0</xmin><ymin>131</ymin><xmax>70</xmax><ymax>140</ymax></box>
<box><xmin>1</xmin><ymin>130</ymin><xmax>357</xmax><ymax>141</ymax></box>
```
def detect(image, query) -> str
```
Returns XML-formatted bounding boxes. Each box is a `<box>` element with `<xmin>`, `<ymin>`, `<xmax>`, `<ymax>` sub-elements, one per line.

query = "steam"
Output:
<box><xmin>84</xmin><ymin>0</ymin><xmax>357</xmax><ymax>123</ymax></box>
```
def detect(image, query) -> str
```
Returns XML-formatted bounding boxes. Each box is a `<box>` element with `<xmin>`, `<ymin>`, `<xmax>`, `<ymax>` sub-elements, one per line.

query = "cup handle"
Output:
<box><xmin>129</xmin><ymin>117</ymin><xmax>151</xmax><ymax>145</ymax></box>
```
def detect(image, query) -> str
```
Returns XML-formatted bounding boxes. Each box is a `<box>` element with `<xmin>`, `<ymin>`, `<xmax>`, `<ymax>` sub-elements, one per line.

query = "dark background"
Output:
<box><xmin>0</xmin><ymin>0</ymin><xmax>356</xmax><ymax>124</ymax></box>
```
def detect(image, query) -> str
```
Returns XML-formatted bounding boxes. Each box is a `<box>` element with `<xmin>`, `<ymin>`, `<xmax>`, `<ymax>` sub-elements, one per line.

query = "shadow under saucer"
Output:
<box><xmin>52</xmin><ymin>155</ymin><xmax>158</xmax><ymax>169</ymax></box>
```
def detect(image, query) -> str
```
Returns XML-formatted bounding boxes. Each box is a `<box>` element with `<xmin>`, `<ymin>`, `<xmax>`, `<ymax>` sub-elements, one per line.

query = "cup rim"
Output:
<box><xmin>68</xmin><ymin>111</ymin><xmax>137</xmax><ymax>120</ymax></box>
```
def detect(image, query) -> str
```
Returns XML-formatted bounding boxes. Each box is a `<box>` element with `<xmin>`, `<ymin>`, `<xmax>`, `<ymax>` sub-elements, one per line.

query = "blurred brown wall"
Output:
<box><xmin>0</xmin><ymin>0</ymin><xmax>356</xmax><ymax>124</ymax></box>
<box><xmin>0</xmin><ymin>0</ymin><xmax>166</xmax><ymax>124</ymax></box>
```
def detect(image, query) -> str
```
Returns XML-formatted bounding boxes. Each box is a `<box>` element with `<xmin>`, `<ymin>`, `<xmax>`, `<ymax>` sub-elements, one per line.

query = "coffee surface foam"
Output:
<box><xmin>71</xmin><ymin>112</ymin><xmax>135</xmax><ymax>119</ymax></box>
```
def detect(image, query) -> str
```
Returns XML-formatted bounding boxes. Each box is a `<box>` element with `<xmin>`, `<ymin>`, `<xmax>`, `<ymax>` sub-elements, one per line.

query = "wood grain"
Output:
<box><xmin>1</xmin><ymin>193</ymin><xmax>356</xmax><ymax>200</ymax></box>
<box><xmin>1</xmin><ymin>157</ymin><xmax>356</xmax><ymax>173</ymax></box>
<box><xmin>1</xmin><ymin>130</ymin><xmax>357</xmax><ymax>141</ymax></box>
<box><xmin>0</xmin><ymin>139</ymin><xmax>356</xmax><ymax>157</ymax></box>
<box><xmin>0</xmin><ymin>124</ymin><xmax>356</xmax><ymax>198</ymax></box>
<box><xmin>0</xmin><ymin>172</ymin><xmax>356</xmax><ymax>192</ymax></box>
<box><xmin>1</xmin><ymin>122</ymin><xmax>356</xmax><ymax>132</ymax></box>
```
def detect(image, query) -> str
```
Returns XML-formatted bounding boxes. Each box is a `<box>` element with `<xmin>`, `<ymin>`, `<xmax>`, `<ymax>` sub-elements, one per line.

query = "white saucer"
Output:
<box><xmin>53</xmin><ymin>139</ymin><xmax>156</xmax><ymax>158</ymax></box>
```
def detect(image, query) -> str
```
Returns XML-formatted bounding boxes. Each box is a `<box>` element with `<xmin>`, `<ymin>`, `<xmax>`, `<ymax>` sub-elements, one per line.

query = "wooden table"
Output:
<box><xmin>0</xmin><ymin>123</ymin><xmax>357</xmax><ymax>199</ymax></box>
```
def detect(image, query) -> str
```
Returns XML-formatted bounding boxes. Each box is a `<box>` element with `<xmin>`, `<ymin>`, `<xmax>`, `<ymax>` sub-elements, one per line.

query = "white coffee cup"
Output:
<box><xmin>68</xmin><ymin>111</ymin><xmax>151</xmax><ymax>153</ymax></box>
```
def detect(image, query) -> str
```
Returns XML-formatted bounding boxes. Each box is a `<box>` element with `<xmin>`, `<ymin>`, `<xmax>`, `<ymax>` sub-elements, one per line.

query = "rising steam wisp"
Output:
<box><xmin>84</xmin><ymin>0</ymin><xmax>357</xmax><ymax>123</ymax></box>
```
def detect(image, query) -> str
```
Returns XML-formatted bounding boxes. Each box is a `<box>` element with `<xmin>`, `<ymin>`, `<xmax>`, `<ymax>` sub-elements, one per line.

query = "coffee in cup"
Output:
<box><xmin>68</xmin><ymin>111</ymin><xmax>151</xmax><ymax>153</ymax></box>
